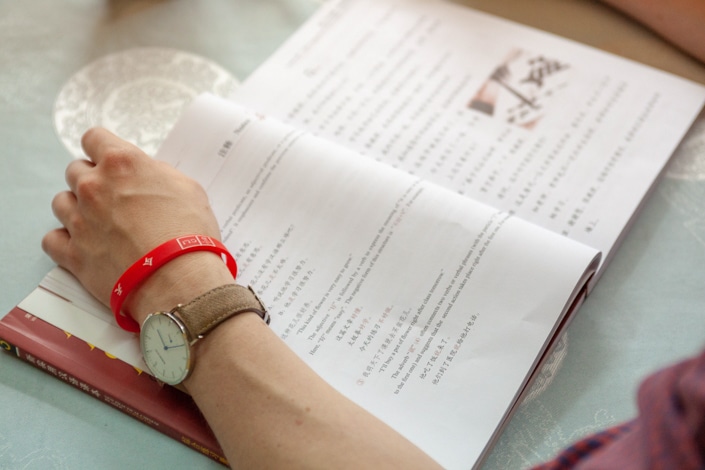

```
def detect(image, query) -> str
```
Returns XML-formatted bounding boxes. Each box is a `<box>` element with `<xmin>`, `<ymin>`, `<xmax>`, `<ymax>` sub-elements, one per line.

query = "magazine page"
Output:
<box><xmin>235</xmin><ymin>0</ymin><xmax>705</xmax><ymax>277</ymax></box>
<box><xmin>26</xmin><ymin>94</ymin><xmax>598</xmax><ymax>468</ymax></box>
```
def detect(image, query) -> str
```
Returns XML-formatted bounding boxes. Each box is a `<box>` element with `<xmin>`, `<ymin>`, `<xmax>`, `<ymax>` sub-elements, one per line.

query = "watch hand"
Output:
<box><xmin>154</xmin><ymin>349</ymin><xmax>166</xmax><ymax>365</ymax></box>
<box><xmin>157</xmin><ymin>330</ymin><xmax>167</xmax><ymax>349</ymax></box>
<box><xmin>164</xmin><ymin>343</ymin><xmax>186</xmax><ymax>350</ymax></box>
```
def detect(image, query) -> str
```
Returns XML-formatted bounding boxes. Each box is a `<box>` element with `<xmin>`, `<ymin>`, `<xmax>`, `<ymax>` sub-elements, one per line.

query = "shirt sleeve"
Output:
<box><xmin>531</xmin><ymin>347</ymin><xmax>705</xmax><ymax>470</ymax></box>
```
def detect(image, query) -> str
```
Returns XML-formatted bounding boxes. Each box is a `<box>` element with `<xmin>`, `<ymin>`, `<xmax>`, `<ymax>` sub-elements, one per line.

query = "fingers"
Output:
<box><xmin>43</xmin><ymin>128</ymin><xmax>154</xmax><ymax>293</ymax></box>
<box><xmin>64</xmin><ymin>158</ymin><xmax>94</xmax><ymax>193</ymax></box>
<box><xmin>81</xmin><ymin>127</ymin><xmax>117</xmax><ymax>164</ymax></box>
<box><xmin>46</xmin><ymin>191</ymin><xmax>78</xmax><ymax>272</ymax></box>
<box><xmin>81</xmin><ymin>127</ymin><xmax>142</xmax><ymax>165</ymax></box>
<box><xmin>51</xmin><ymin>190</ymin><xmax>77</xmax><ymax>228</ymax></box>
<box><xmin>41</xmin><ymin>227</ymin><xmax>72</xmax><ymax>270</ymax></box>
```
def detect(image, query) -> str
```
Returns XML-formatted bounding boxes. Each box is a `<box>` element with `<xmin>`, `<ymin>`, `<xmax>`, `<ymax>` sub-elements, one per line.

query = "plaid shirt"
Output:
<box><xmin>532</xmin><ymin>348</ymin><xmax>705</xmax><ymax>470</ymax></box>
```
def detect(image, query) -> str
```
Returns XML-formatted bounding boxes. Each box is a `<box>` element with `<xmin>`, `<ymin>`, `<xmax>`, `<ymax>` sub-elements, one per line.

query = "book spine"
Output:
<box><xmin>0</xmin><ymin>309</ymin><xmax>227</xmax><ymax>466</ymax></box>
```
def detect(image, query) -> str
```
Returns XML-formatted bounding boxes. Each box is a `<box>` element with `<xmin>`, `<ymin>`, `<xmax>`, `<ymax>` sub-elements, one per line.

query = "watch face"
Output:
<box><xmin>140</xmin><ymin>312</ymin><xmax>191</xmax><ymax>385</ymax></box>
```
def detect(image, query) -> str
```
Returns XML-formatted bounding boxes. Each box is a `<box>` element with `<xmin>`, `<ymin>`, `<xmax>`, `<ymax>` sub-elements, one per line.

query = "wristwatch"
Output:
<box><xmin>140</xmin><ymin>284</ymin><xmax>269</xmax><ymax>385</ymax></box>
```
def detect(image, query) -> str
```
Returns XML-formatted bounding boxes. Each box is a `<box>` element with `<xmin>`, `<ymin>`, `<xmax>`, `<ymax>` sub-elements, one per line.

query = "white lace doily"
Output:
<box><xmin>522</xmin><ymin>332</ymin><xmax>569</xmax><ymax>404</ymax></box>
<box><xmin>667</xmin><ymin>113</ymin><xmax>705</xmax><ymax>181</ymax></box>
<box><xmin>54</xmin><ymin>47</ymin><xmax>240</xmax><ymax>159</ymax></box>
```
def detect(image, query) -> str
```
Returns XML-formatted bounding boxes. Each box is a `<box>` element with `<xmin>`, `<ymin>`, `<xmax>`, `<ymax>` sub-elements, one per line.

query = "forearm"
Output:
<box><xmin>601</xmin><ymin>0</ymin><xmax>705</xmax><ymax>64</ymax></box>
<box><xmin>130</xmin><ymin>255</ymin><xmax>439</xmax><ymax>469</ymax></box>
<box><xmin>186</xmin><ymin>314</ymin><xmax>438</xmax><ymax>469</ymax></box>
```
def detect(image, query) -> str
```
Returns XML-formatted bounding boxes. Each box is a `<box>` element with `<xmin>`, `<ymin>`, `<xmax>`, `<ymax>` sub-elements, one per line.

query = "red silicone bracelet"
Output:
<box><xmin>110</xmin><ymin>235</ymin><xmax>238</xmax><ymax>333</ymax></box>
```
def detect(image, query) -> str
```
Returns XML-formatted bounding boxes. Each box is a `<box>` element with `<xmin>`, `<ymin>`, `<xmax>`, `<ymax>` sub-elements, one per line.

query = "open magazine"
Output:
<box><xmin>24</xmin><ymin>94</ymin><xmax>599</xmax><ymax>468</ymax></box>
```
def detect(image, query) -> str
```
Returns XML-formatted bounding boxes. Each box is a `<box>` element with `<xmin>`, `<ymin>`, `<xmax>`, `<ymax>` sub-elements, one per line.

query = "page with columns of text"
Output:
<box><xmin>236</xmin><ymin>0</ymin><xmax>705</xmax><ymax>278</ymax></box>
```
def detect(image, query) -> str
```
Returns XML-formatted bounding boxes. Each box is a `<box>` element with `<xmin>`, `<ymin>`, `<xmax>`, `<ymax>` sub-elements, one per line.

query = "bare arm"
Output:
<box><xmin>601</xmin><ymin>0</ymin><xmax>705</xmax><ymax>64</ymax></box>
<box><xmin>42</xmin><ymin>128</ymin><xmax>441</xmax><ymax>469</ymax></box>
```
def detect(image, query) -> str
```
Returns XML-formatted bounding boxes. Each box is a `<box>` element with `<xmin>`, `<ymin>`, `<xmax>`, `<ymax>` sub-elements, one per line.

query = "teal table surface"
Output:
<box><xmin>1</xmin><ymin>1</ymin><xmax>704</xmax><ymax>469</ymax></box>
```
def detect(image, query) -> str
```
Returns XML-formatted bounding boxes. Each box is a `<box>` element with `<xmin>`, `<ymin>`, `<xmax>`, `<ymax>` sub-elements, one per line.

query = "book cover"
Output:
<box><xmin>0</xmin><ymin>305</ymin><xmax>227</xmax><ymax>466</ymax></box>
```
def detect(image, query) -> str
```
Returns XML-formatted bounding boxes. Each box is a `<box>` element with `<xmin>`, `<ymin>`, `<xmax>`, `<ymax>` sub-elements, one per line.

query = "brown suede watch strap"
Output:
<box><xmin>174</xmin><ymin>284</ymin><xmax>269</xmax><ymax>340</ymax></box>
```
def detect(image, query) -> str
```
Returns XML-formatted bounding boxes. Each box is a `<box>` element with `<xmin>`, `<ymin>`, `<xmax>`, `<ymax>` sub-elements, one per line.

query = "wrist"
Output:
<box><xmin>124</xmin><ymin>251</ymin><xmax>236</xmax><ymax>327</ymax></box>
<box><xmin>139</xmin><ymin>282</ymin><xmax>268</xmax><ymax>386</ymax></box>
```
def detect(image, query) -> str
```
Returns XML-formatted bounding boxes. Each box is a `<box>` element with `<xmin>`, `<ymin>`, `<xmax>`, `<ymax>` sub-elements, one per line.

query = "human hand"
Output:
<box><xmin>43</xmin><ymin>128</ymin><xmax>234</xmax><ymax>325</ymax></box>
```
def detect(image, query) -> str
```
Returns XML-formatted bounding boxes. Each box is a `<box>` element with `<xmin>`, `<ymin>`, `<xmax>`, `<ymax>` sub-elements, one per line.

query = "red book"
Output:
<box><xmin>0</xmin><ymin>306</ymin><xmax>227</xmax><ymax>466</ymax></box>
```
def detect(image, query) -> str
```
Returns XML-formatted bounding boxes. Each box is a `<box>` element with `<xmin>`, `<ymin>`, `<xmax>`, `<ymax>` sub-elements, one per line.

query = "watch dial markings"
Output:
<box><xmin>141</xmin><ymin>312</ymin><xmax>191</xmax><ymax>384</ymax></box>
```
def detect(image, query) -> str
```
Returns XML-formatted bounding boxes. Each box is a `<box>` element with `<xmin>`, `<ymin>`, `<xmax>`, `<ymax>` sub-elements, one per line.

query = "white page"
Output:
<box><xmin>25</xmin><ymin>94</ymin><xmax>599</xmax><ymax>468</ymax></box>
<box><xmin>18</xmin><ymin>282</ymin><xmax>146</xmax><ymax>370</ymax></box>
<box><xmin>235</xmin><ymin>0</ymin><xmax>705</xmax><ymax>277</ymax></box>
